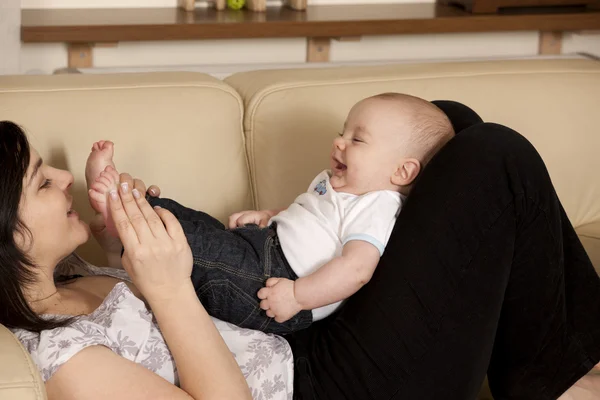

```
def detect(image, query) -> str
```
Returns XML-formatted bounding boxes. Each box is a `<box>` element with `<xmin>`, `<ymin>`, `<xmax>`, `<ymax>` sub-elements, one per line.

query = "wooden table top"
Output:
<box><xmin>21</xmin><ymin>3</ymin><xmax>600</xmax><ymax>43</ymax></box>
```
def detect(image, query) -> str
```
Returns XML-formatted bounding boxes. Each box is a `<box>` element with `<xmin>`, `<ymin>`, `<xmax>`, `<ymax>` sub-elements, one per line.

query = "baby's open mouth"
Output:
<box><xmin>335</xmin><ymin>160</ymin><xmax>347</xmax><ymax>171</ymax></box>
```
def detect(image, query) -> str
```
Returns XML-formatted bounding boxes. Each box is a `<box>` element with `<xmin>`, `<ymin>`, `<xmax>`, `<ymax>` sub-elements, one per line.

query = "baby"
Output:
<box><xmin>86</xmin><ymin>93</ymin><xmax>454</xmax><ymax>335</ymax></box>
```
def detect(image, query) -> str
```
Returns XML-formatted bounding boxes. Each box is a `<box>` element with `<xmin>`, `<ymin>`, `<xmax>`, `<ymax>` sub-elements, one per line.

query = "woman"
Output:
<box><xmin>0</xmin><ymin>120</ymin><xmax>252</xmax><ymax>400</ymax></box>
<box><xmin>0</xmin><ymin>101</ymin><xmax>599</xmax><ymax>400</ymax></box>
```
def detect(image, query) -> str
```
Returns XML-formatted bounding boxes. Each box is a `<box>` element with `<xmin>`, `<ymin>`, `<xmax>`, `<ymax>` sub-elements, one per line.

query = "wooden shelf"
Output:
<box><xmin>21</xmin><ymin>4</ymin><xmax>600</xmax><ymax>43</ymax></box>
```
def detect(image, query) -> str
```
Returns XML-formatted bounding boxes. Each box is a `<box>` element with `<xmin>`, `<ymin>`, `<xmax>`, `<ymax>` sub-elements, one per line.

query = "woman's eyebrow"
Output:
<box><xmin>27</xmin><ymin>158</ymin><xmax>43</xmax><ymax>187</ymax></box>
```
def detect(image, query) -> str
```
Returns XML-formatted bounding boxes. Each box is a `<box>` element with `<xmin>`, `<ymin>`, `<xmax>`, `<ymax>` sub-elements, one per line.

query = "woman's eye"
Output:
<box><xmin>40</xmin><ymin>179</ymin><xmax>52</xmax><ymax>189</ymax></box>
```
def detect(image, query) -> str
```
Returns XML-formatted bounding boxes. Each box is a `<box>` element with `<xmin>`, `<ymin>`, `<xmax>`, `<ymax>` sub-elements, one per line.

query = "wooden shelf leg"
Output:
<box><xmin>68</xmin><ymin>43</ymin><xmax>94</xmax><ymax>68</ymax></box>
<box><xmin>306</xmin><ymin>37</ymin><xmax>331</xmax><ymax>63</ymax></box>
<box><xmin>285</xmin><ymin>0</ymin><xmax>307</xmax><ymax>11</ymax></box>
<box><xmin>178</xmin><ymin>0</ymin><xmax>196</xmax><ymax>11</ymax></box>
<box><xmin>538</xmin><ymin>31</ymin><xmax>563</xmax><ymax>55</ymax></box>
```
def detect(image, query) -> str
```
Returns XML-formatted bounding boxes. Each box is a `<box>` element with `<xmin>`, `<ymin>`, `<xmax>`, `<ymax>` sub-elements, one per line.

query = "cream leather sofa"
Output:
<box><xmin>0</xmin><ymin>58</ymin><xmax>599</xmax><ymax>400</ymax></box>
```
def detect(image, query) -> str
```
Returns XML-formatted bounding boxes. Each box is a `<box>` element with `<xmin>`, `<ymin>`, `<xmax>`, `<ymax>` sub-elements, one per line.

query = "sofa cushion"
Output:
<box><xmin>0</xmin><ymin>72</ymin><xmax>252</xmax><ymax>266</ymax></box>
<box><xmin>226</xmin><ymin>59</ymin><xmax>600</xmax><ymax>270</ymax></box>
<box><xmin>577</xmin><ymin>222</ymin><xmax>600</xmax><ymax>273</ymax></box>
<box><xmin>0</xmin><ymin>325</ymin><xmax>46</xmax><ymax>400</ymax></box>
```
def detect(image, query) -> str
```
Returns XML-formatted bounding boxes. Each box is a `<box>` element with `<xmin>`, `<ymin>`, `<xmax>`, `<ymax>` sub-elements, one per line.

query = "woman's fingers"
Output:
<box><xmin>119</xmin><ymin>172</ymin><xmax>134</xmax><ymax>188</ymax></box>
<box><xmin>147</xmin><ymin>185</ymin><xmax>161</xmax><ymax>198</ymax></box>
<box><xmin>118</xmin><ymin>181</ymin><xmax>154</xmax><ymax>242</ymax></box>
<box><xmin>108</xmin><ymin>187</ymin><xmax>140</xmax><ymax>245</ymax></box>
<box><xmin>153</xmin><ymin>206</ymin><xmax>186</xmax><ymax>242</ymax></box>
<box><xmin>131</xmin><ymin>188</ymin><xmax>169</xmax><ymax>239</ymax></box>
<box><xmin>132</xmin><ymin>178</ymin><xmax>147</xmax><ymax>195</ymax></box>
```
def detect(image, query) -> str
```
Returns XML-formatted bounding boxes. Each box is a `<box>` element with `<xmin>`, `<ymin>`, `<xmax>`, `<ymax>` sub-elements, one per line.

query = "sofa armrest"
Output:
<box><xmin>576</xmin><ymin>222</ymin><xmax>600</xmax><ymax>275</ymax></box>
<box><xmin>0</xmin><ymin>325</ymin><xmax>46</xmax><ymax>400</ymax></box>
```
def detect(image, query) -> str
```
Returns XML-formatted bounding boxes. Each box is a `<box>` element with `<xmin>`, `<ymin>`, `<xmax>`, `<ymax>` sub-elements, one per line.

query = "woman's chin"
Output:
<box><xmin>74</xmin><ymin>219</ymin><xmax>92</xmax><ymax>244</ymax></box>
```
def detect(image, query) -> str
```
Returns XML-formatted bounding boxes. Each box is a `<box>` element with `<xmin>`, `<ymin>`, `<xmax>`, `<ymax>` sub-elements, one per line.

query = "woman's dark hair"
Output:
<box><xmin>0</xmin><ymin>121</ymin><xmax>73</xmax><ymax>332</ymax></box>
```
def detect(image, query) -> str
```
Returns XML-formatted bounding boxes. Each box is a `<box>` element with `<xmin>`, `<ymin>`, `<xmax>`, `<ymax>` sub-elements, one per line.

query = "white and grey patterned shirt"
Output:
<box><xmin>11</xmin><ymin>254</ymin><xmax>294</xmax><ymax>400</ymax></box>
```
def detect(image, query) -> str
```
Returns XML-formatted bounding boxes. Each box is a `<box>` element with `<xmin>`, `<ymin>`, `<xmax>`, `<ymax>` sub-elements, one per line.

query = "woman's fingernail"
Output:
<box><xmin>132</xmin><ymin>188</ymin><xmax>141</xmax><ymax>199</ymax></box>
<box><xmin>109</xmin><ymin>190</ymin><xmax>118</xmax><ymax>200</ymax></box>
<box><xmin>120</xmin><ymin>182</ymin><xmax>129</xmax><ymax>193</ymax></box>
<box><xmin>149</xmin><ymin>188</ymin><xmax>157</xmax><ymax>195</ymax></box>
<box><xmin>153</xmin><ymin>205</ymin><xmax>161</xmax><ymax>210</ymax></box>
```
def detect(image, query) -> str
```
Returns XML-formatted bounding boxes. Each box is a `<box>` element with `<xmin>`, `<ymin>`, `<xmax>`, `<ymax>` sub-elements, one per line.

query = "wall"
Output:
<box><xmin>0</xmin><ymin>0</ymin><xmax>21</xmax><ymax>74</ymax></box>
<box><xmin>14</xmin><ymin>0</ymin><xmax>600</xmax><ymax>75</ymax></box>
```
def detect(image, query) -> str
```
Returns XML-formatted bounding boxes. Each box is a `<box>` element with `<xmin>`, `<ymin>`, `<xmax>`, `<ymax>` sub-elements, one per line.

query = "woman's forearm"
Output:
<box><xmin>148</xmin><ymin>284</ymin><xmax>251</xmax><ymax>400</ymax></box>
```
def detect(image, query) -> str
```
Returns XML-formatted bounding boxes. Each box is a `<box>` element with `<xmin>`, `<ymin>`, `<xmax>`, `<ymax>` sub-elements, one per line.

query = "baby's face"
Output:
<box><xmin>330</xmin><ymin>98</ymin><xmax>409</xmax><ymax>195</ymax></box>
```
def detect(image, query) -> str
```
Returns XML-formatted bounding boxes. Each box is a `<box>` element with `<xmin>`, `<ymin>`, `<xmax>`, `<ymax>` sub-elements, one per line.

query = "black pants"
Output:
<box><xmin>287</xmin><ymin>123</ymin><xmax>600</xmax><ymax>400</ymax></box>
<box><xmin>146</xmin><ymin>197</ymin><xmax>313</xmax><ymax>335</ymax></box>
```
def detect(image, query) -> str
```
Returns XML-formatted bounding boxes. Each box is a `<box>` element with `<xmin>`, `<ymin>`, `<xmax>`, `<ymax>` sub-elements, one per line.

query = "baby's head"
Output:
<box><xmin>330</xmin><ymin>92</ymin><xmax>454</xmax><ymax>196</ymax></box>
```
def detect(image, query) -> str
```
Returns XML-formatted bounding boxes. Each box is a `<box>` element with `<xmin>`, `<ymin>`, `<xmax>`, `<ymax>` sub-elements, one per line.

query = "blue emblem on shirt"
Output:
<box><xmin>314</xmin><ymin>179</ymin><xmax>327</xmax><ymax>195</ymax></box>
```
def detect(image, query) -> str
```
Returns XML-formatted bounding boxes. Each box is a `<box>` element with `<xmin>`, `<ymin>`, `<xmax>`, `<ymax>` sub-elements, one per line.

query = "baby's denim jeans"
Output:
<box><xmin>147</xmin><ymin>197</ymin><xmax>313</xmax><ymax>335</ymax></box>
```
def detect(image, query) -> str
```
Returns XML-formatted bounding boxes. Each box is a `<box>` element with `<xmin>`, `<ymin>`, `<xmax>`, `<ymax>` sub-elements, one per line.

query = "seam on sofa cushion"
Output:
<box><xmin>0</xmin><ymin>81</ymin><xmax>255</xmax><ymax>210</ymax></box>
<box><xmin>580</xmin><ymin>233</ymin><xmax>600</xmax><ymax>240</ymax></box>
<box><xmin>0</xmin><ymin>326</ymin><xmax>44</xmax><ymax>400</ymax></box>
<box><xmin>244</xmin><ymin>70</ymin><xmax>599</xmax><ymax>208</ymax></box>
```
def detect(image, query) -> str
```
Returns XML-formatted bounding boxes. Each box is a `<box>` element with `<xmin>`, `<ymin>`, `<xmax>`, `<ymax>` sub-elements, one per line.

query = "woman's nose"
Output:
<box><xmin>55</xmin><ymin>169</ymin><xmax>74</xmax><ymax>190</ymax></box>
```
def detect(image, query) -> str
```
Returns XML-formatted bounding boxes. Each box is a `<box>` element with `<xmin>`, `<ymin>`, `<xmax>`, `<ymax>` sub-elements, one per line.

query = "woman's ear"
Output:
<box><xmin>392</xmin><ymin>159</ymin><xmax>421</xmax><ymax>187</ymax></box>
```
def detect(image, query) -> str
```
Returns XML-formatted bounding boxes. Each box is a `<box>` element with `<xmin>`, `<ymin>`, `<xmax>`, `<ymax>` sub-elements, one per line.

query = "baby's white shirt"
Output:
<box><xmin>271</xmin><ymin>170</ymin><xmax>403</xmax><ymax>320</ymax></box>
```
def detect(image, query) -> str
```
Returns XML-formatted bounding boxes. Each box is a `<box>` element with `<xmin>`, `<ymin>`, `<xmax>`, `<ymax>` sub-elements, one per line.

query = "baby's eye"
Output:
<box><xmin>352</xmin><ymin>138</ymin><xmax>364</xmax><ymax>143</ymax></box>
<box><xmin>40</xmin><ymin>179</ymin><xmax>52</xmax><ymax>189</ymax></box>
<box><xmin>337</xmin><ymin>132</ymin><xmax>343</xmax><ymax>137</ymax></box>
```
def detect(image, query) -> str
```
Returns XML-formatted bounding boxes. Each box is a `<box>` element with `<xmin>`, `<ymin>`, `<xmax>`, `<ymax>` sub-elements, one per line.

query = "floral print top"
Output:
<box><xmin>10</xmin><ymin>254</ymin><xmax>294</xmax><ymax>400</ymax></box>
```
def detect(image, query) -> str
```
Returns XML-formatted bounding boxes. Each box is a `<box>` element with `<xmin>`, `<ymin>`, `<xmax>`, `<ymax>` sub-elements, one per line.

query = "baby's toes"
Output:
<box><xmin>91</xmin><ymin>181</ymin><xmax>109</xmax><ymax>194</ymax></box>
<box><xmin>96</xmin><ymin>174</ymin><xmax>113</xmax><ymax>188</ymax></box>
<box><xmin>103</xmin><ymin>166</ymin><xmax>120</xmax><ymax>182</ymax></box>
<box><xmin>88</xmin><ymin>188</ymin><xmax>106</xmax><ymax>205</ymax></box>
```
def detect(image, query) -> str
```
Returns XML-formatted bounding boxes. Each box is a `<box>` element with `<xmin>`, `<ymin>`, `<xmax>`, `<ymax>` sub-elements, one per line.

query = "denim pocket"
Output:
<box><xmin>195</xmin><ymin>279</ymin><xmax>268</xmax><ymax>330</ymax></box>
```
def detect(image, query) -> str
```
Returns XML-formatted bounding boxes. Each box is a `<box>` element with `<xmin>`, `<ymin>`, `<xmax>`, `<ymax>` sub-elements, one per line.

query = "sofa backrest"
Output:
<box><xmin>0</xmin><ymin>72</ymin><xmax>252</xmax><ymax>267</ymax></box>
<box><xmin>225</xmin><ymin>58</ymin><xmax>600</xmax><ymax>269</ymax></box>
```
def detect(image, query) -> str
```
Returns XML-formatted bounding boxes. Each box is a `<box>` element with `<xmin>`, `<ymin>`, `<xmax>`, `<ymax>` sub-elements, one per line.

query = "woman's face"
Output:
<box><xmin>17</xmin><ymin>147</ymin><xmax>90</xmax><ymax>267</ymax></box>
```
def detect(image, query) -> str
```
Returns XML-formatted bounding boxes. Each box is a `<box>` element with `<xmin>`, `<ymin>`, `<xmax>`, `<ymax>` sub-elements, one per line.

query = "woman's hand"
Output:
<box><xmin>108</xmin><ymin>179</ymin><xmax>192</xmax><ymax>303</ymax></box>
<box><xmin>90</xmin><ymin>174</ymin><xmax>160</xmax><ymax>244</ymax></box>
<box><xmin>90</xmin><ymin>174</ymin><xmax>161</xmax><ymax>268</ymax></box>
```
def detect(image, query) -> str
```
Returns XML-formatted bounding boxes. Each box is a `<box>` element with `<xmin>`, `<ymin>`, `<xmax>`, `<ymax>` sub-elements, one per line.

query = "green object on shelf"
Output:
<box><xmin>227</xmin><ymin>0</ymin><xmax>246</xmax><ymax>10</ymax></box>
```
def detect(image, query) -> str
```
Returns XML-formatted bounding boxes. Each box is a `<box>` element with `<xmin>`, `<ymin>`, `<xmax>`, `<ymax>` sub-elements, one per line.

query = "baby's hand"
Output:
<box><xmin>228</xmin><ymin>210</ymin><xmax>272</xmax><ymax>229</ymax></box>
<box><xmin>257</xmin><ymin>278</ymin><xmax>303</xmax><ymax>323</ymax></box>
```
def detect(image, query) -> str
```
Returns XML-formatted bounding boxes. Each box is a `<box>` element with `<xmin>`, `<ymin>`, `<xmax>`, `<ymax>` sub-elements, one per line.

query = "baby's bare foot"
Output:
<box><xmin>88</xmin><ymin>166</ymin><xmax>120</xmax><ymax>237</ymax></box>
<box><xmin>85</xmin><ymin>141</ymin><xmax>115</xmax><ymax>196</ymax></box>
<box><xmin>86</xmin><ymin>141</ymin><xmax>116</xmax><ymax>214</ymax></box>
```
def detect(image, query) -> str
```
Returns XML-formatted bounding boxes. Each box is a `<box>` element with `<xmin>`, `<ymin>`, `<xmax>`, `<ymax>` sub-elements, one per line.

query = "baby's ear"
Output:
<box><xmin>391</xmin><ymin>158</ymin><xmax>421</xmax><ymax>187</ymax></box>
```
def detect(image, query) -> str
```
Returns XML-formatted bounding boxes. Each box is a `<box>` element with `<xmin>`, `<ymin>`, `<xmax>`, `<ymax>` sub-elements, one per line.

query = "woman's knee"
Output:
<box><xmin>449</xmin><ymin>123</ymin><xmax>549</xmax><ymax>176</ymax></box>
<box><xmin>458</xmin><ymin>123</ymin><xmax>537</xmax><ymax>157</ymax></box>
